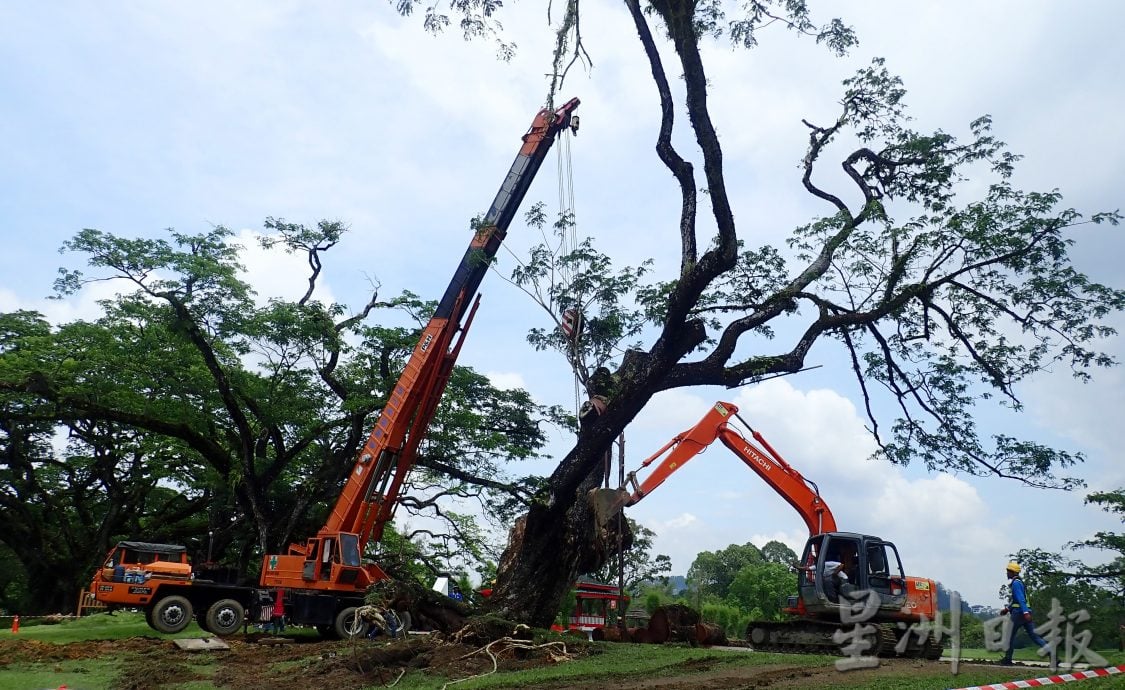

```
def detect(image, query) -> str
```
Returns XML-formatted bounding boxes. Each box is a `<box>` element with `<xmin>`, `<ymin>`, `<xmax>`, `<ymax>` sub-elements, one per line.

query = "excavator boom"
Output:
<box><xmin>606</xmin><ymin>399</ymin><xmax>942</xmax><ymax>659</ymax></box>
<box><xmin>618</xmin><ymin>401</ymin><xmax>835</xmax><ymax>535</ymax></box>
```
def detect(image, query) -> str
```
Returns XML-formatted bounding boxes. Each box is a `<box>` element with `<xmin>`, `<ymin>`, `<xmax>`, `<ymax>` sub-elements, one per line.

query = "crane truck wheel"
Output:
<box><xmin>205</xmin><ymin>599</ymin><xmax>245</xmax><ymax>636</ymax></box>
<box><xmin>334</xmin><ymin>606</ymin><xmax>370</xmax><ymax>639</ymax></box>
<box><xmin>150</xmin><ymin>595</ymin><xmax>194</xmax><ymax>634</ymax></box>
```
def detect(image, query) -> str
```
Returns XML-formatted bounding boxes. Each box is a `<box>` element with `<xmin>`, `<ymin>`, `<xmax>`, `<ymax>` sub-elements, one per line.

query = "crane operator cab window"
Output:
<box><xmin>320</xmin><ymin>538</ymin><xmax>335</xmax><ymax>579</ymax></box>
<box><xmin>338</xmin><ymin>534</ymin><xmax>361</xmax><ymax>567</ymax></box>
<box><xmin>798</xmin><ymin>535</ymin><xmax>860</xmax><ymax>606</ymax></box>
<box><xmin>309</xmin><ymin>535</ymin><xmax>361</xmax><ymax>582</ymax></box>
<box><xmin>798</xmin><ymin>537</ymin><xmax>857</xmax><ymax>606</ymax></box>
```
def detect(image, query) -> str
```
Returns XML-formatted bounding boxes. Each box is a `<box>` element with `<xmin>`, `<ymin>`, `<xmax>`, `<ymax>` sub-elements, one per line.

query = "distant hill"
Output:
<box><xmin>936</xmin><ymin>581</ymin><xmax>973</xmax><ymax>614</ymax></box>
<box><xmin>637</xmin><ymin>574</ymin><xmax>687</xmax><ymax>594</ymax></box>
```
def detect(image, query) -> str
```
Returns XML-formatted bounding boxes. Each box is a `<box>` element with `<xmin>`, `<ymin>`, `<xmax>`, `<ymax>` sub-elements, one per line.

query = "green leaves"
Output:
<box><xmin>1011</xmin><ymin>496</ymin><xmax>1125</xmax><ymax>648</ymax></box>
<box><xmin>686</xmin><ymin>542</ymin><xmax>765</xmax><ymax>599</ymax></box>
<box><xmin>787</xmin><ymin>63</ymin><xmax>1125</xmax><ymax>488</ymax></box>
<box><xmin>589</xmin><ymin>518</ymin><xmax>672</xmax><ymax>594</ymax></box>
<box><xmin>512</xmin><ymin>204</ymin><xmax>652</xmax><ymax>374</ymax></box>
<box><xmin>697</xmin><ymin>0</ymin><xmax>856</xmax><ymax>55</ymax></box>
<box><xmin>390</xmin><ymin>0</ymin><xmax>516</xmax><ymax>60</ymax></box>
<box><xmin>727</xmin><ymin>560</ymin><xmax>793</xmax><ymax>620</ymax></box>
<box><xmin>1</xmin><ymin>219</ymin><xmax>569</xmax><ymax>609</ymax></box>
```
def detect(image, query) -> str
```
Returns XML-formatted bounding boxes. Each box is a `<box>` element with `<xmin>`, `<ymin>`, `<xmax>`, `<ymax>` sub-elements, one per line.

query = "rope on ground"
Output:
<box><xmin>440</xmin><ymin>637</ymin><xmax>574</xmax><ymax>689</ymax></box>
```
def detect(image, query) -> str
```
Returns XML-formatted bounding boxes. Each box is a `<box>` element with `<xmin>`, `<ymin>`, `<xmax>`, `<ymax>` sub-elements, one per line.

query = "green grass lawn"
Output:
<box><xmin>376</xmin><ymin>645</ymin><xmax>839</xmax><ymax>690</ymax></box>
<box><xmin>0</xmin><ymin>657</ymin><xmax>121</xmax><ymax>690</ymax></box>
<box><xmin>3</xmin><ymin>614</ymin><xmax>1124</xmax><ymax>690</ymax></box>
<box><xmin>0</xmin><ymin>611</ymin><xmax>212</xmax><ymax>643</ymax></box>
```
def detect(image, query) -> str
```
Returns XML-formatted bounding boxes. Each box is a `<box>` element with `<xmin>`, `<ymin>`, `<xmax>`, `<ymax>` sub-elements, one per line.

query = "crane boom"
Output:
<box><xmin>261</xmin><ymin>98</ymin><xmax>580</xmax><ymax>594</ymax></box>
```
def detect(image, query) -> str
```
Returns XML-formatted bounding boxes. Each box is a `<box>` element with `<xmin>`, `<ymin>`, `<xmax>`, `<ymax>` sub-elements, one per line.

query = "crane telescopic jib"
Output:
<box><xmin>87</xmin><ymin>99</ymin><xmax>580</xmax><ymax>640</ymax></box>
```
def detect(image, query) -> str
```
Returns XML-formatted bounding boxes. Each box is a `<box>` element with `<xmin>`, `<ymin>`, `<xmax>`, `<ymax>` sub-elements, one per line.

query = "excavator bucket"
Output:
<box><xmin>588</xmin><ymin>488</ymin><xmax>630</xmax><ymax>528</ymax></box>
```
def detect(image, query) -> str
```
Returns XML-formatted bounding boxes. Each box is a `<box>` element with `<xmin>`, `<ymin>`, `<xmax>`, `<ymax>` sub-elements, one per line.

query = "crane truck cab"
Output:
<box><xmin>90</xmin><ymin>541</ymin><xmax>252</xmax><ymax>636</ymax></box>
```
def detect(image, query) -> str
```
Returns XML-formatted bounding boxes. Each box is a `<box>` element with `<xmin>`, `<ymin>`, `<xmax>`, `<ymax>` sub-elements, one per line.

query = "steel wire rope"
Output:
<box><xmin>553</xmin><ymin>131</ymin><xmax>585</xmax><ymax>428</ymax></box>
<box><xmin>492</xmin><ymin>131</ymin><xmax>587</xmax><ymax>430</ymax></box>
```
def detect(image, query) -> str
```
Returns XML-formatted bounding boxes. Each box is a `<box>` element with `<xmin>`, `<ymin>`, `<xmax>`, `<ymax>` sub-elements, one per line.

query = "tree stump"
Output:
<box><xmin>646</xmin><ymin>604</ymin><xmax>701</xmax><ymax>644</ymax></box>
<box><xmin>693</xmin><ymin>622</ymin><xmax>728</xmax><ymax>646</ymax></box>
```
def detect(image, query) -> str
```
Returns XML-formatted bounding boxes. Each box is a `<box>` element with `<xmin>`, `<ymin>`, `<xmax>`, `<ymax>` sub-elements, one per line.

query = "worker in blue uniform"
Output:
<box><xmin>999</xmin><ymin>561</ymin><xmax>1049</xmax><ymax>665</ymax></box>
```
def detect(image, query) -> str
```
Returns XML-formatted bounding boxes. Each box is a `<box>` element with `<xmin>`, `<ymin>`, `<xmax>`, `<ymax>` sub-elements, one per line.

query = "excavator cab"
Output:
<box><xmin>797</xmin><ymin>532</ymin><xmax>908</xmax><ymax>618</ymax></box>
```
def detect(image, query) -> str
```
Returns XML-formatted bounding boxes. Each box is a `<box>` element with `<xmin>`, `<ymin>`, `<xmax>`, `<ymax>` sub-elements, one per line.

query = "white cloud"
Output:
<box><xmin>660</xmin><ymin>513</ymin><xmax>699</xmax><ymax>531</ymax></box>
<box><xmin>0</xmin><ymin>277</ymin><xmax>126</xmax><ymax>325</ymax></box>
<box><xmin>748</xmin><ymin>529</ymin><xmax>810</xmax><ymax>558</ymax></box>
<box><xmin>486</xmin><ymin>371</ymin><xmax>526</xmax><ymax>391</ymax></box>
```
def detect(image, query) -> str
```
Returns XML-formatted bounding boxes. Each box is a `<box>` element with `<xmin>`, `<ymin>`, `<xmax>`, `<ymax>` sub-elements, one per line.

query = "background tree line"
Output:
<box><xmin>0</xmin><ymin>222</ymin><xmax>566</xmax><ymax>613</ymax></box>
<box><xmin>2</xmin><ymin>0</ymin><xmax>1123</xmax><ymax>637</ymax></box>
<box><xmin>613</xmin><ymin>490</ymin><xmax>1124</xmax><ymax>649</ymax></box>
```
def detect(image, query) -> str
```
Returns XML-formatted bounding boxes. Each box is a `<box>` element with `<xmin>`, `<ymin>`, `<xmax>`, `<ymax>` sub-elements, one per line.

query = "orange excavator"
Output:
<box><xmin>88</xmin><ymin>98</ymin><xmax>580</xmax><ymax>638</ymax></box>
<box><xmin>597</xmin><ymin>400</ymin><xmax>942</xmax><ymax>658</ymax></box>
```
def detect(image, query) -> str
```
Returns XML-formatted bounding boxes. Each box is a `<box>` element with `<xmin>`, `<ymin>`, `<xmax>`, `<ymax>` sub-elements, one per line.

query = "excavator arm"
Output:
<box><xmin>261</xmin><ymin>98</ymin><xmax>580</xmax><ymax>593</ymax></box>
<box><xmin>611</xmin><ymin>400</ymin><xmax>942</xmax><ymax>645</ymax></box>
<box><xmin>620</xmin><ymin>401</ymin><xmax>837</xmax><ymax>535</ymax></box>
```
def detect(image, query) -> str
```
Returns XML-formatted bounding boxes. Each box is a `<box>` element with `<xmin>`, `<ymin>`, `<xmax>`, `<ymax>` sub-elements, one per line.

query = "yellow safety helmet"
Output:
<box><xmin>1006</xmin><ymin>561</ymin><xmax>1021</xmax><ymax>574</ymax></box>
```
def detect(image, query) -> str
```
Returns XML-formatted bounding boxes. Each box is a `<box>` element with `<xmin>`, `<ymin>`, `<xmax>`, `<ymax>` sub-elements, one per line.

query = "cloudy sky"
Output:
<box><xmin>2</xmin><ymin>1</ymin><xmax>1123</xmax><ymax>607</ymax></box>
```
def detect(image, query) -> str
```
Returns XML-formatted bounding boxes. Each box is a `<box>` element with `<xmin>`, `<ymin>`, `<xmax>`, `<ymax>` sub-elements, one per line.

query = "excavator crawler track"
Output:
<box><xmin>747</xmin><ymin>620</ymin><xmax>944</xmax><ymax>660</ymax></box>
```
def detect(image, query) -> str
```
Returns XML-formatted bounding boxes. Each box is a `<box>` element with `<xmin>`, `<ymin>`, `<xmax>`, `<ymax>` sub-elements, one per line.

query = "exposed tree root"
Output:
<box><xmin>441</xmin><ymin>637</ymin><xmax>574</xmax><ymax>689</ymax></box>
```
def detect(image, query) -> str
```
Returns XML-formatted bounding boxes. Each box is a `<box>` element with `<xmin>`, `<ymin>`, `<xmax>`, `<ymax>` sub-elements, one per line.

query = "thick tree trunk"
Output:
<box><xmin>485</xmin><ymin>347</ymin><xmax>701</xmax><ymax>626</ymax></box>
<box><xmin>486</xmin><ymin>408</ymin><xmax>640</xmax><ymax>627</ymax></box>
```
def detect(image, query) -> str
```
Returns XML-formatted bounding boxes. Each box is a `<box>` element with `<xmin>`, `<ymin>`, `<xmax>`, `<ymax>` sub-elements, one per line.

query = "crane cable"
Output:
<box><xmin>555</xmin><ymin>130</ymin><xmax>586</xmax><ymax>427</ymax></box>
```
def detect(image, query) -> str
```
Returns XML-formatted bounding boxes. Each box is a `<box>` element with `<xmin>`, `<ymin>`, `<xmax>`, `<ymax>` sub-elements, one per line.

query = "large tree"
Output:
<box><xmin>0</xmin><ymin>222</ymin><xmax>564</xmax><ymax>612</ymax></box>
<box><xmin>396</xmin><ymin>0</ymin><xmax>1125</xmax><ymax>627</ymax></box>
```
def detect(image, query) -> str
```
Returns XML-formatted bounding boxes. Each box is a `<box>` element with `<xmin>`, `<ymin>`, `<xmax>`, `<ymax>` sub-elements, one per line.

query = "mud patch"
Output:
<box><xmin>0</xmin><ymin>637</ymin><xmax>158</xmax><ymax>664</ymax></box>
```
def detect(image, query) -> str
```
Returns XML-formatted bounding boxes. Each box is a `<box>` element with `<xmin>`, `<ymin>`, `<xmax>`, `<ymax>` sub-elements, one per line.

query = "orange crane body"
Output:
<box><xmin>88</xmin><ymin>100</ymin><xmax>581</xmax><ymax>640</ymax></box>
<box><xmin>260</xmin><ymin>99</ymin><xmax>581</xmax><ymax>596</ymax></box>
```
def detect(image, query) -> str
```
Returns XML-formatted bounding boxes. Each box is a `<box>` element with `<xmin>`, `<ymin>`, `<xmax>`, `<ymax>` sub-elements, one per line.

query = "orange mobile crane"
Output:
<box><xmin>88</xmin><ymin>98</ymin><xmax>580</xmax><ymax>639</ymax></box>
<box><xmin>609</xmin><ymin>400</ymin><xmax>942</xmax><ymax>658</ymax></box>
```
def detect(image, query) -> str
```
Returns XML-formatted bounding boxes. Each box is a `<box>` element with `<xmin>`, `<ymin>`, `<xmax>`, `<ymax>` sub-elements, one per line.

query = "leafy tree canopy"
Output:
<box><xmin>0</xmin><ymin>221</ymin><xmax>565</xmax><ymax>612</ymax></box>
<box><xmin>396</xmin><ymin>0</ymin><xmax>1125</xmax><ymax>628</ymax></box>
